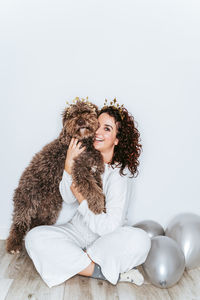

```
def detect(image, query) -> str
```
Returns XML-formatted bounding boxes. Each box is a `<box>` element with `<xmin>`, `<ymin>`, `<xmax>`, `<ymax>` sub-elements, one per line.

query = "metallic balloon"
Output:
<box><xmin>165</xmin><ymin>213</ymin><xmax>200</xmax><ymax>269</ymax></box>
<box><xmin>142</xmin><ymin>236</ymin><xmax>185</xmax><ymax>288</ymax></box>
<box><xmin>133</xmin><ymin>220</ymin><xmax>165</xmax><ymax>239</ymax></box>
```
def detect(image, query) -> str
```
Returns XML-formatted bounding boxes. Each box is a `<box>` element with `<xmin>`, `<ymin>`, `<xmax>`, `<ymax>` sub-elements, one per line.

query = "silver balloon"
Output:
<box><xmin>133</xmin><ymin>220</ymin><xmax>165</xmax><ymax>239</ymax></box>
<box><xmin>165</xmin><ymin>213</ymin><xmax>200</xmax><ymax>269</ymax></box>
<box><xmin>142</xmin><ymin>236</ymin><xmax>185</xmax><ymax>288</ymax></box>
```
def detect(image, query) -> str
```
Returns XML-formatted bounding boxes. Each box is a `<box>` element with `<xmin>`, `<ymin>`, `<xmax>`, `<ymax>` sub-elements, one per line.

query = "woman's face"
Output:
<box><xmin>93</xmin><ymin>113</ymin><xmax>119</xmax><ymax>154</ymax></box>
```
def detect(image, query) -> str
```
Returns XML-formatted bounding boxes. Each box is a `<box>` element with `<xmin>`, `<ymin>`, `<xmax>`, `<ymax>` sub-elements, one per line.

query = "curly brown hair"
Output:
<box><xmin>98</xmin><ymin>105</ymin><xmax>142</xmax><ymax>178</ymax></box>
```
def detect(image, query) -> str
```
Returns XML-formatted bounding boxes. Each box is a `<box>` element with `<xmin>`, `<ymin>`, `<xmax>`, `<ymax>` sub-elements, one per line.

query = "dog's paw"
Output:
<box><xmin>10</xmin><ymin>249</ymin><xmax>20</xmax><ymax>255</ymax></box>
<box><xmin>6</xmin><ymin>239</ymin><xmax>22</xmax><ymax>254</ymax></box>
<box><xmin>89</xmin><ymin>202</ymin><xmax>105</xmax><ymax>215</ymax></box>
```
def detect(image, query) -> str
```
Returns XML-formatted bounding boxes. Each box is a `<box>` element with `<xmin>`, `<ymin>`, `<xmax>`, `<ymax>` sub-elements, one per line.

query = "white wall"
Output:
<box><xmin>1</xmin><ymin>0</ymin><xmax>200</xmax><ymax>239</ymax></box>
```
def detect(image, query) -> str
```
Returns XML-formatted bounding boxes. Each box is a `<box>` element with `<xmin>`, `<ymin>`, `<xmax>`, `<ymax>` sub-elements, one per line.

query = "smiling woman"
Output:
<box><xmin>96</xmin><ymin>103</ymin><xmax>142</xmax><ymax>177</ymax></box>
<box><xmin>24</xmin><ymin>100</ymin><xmax>151</xmax><ymax>288</ymax></box>
<box><xmin>93</xmin><ymin>113</ymin><xmax>119</xmax><ymax>164</ymax></box>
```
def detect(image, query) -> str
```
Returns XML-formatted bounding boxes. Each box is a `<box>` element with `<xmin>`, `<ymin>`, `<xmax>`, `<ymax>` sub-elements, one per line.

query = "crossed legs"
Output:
<box><xmin>25</xmin><ymin>224</ymin><xmax>151</xmax><ymax>287</ymax></box>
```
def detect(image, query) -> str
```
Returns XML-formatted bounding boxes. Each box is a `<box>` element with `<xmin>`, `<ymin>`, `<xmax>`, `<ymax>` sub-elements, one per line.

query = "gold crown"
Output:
<box><xmin>102</xmin><ymin>98</ymin><xmax>125</xmax><ymax>120</ymax></box>
<box><xmin>66</xmin><ymin>97</ymin><xmax>96</xmax><ymax>115</ymax></box>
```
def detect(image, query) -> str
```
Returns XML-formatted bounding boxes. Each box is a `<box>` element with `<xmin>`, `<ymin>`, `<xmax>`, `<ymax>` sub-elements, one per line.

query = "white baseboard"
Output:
<box><xmin>0</xmin><ymin>227</ymin><xmax>9</xmax><ymax>240</ymax></box>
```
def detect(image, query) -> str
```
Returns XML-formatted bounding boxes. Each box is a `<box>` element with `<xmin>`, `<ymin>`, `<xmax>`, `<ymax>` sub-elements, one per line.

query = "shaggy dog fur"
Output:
<box><xmin>6</xmin><ymin>99</ymin><xmax>105</xmax><ymax>254</ymax></box>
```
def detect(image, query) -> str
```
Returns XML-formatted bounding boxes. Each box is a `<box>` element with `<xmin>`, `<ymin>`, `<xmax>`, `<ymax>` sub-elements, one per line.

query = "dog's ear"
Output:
<box><xmin>61</xmin><ymin>107</ymin><xmax>70</xmax><ymax>126</ymax></box>
<box><xmin>59</xmin><ymin>127</ymin><xmax>71</xmax><ymax>145</ymax></box>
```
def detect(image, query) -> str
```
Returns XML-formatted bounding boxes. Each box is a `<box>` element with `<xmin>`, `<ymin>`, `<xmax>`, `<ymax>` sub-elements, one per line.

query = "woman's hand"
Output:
<box><xmin>70</xmin><ymin>183</ymin><xmax>85</xmax><ymax>204</ymax></box>
<box><xmin>65</xmin><ymin>138</ymin><xmax>85</xmax><ymax>175</ymax></box>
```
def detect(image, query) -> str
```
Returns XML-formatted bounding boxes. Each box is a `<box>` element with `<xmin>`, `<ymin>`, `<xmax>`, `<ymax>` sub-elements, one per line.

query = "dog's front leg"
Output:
<box><xmin>72</xmin><ymin>165</ymin><xmax>105</xmax><ymax>214</ymax></box>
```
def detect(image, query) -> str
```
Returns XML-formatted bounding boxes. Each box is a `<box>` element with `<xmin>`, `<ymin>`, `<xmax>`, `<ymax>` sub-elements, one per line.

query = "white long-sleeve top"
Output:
<box><xmin>57</xmin><ymin>163</ymin><xmax>134</xmax><ymax>238</ymax></box>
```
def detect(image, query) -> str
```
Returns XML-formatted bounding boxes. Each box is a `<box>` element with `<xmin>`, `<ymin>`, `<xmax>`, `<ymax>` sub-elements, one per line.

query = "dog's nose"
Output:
<box><xmin>77</xmin><ymin>118</ymin><xmax>86</xmax><ymax>126</ymax></box>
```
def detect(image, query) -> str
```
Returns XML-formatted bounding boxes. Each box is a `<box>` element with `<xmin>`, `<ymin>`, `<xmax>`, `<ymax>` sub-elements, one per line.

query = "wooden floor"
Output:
<box><xmin>0</xmin><ymin>240</ymin><xmax>200</xmax><ymax>300</ymax></box>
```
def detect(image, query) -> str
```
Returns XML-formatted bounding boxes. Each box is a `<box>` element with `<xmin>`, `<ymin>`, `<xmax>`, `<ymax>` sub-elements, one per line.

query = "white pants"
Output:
<box><xmin>25</xmin><ymin>222</ymin><xmax>151</xmax><ymax>288</ymax></box>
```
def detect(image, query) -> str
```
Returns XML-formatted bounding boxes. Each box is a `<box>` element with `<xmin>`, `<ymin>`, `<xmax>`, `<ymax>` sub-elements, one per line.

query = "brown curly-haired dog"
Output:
<box><xmin>6</xmin><ymin>98</ymin><xmax>105</xmax><ymax>254</ymax></box>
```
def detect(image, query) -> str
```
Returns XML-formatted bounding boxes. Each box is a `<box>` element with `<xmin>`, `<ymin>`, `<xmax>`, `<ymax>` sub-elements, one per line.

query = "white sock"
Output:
<box><xmin>118</xmin><ymin>268</ymin><xmax>144</xmax><ymax>286</ymax></box>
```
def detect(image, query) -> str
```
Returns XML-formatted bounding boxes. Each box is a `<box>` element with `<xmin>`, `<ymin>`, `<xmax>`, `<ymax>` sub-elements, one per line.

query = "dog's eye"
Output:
<box><xmin>68</xmin><ymin>113</ymin><xmax>76</xmax><ymax>119</ymax></box>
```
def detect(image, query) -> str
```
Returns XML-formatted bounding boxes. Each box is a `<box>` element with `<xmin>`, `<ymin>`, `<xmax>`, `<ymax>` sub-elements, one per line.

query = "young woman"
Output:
<box><xmin>25</xmin><ymin>103</ymin><xmax>151</xmax><ymax>288</ymax></box>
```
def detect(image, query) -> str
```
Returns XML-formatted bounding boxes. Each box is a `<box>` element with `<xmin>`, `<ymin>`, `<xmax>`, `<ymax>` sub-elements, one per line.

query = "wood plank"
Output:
<box><xmin>0</xmin><ymin>253</ymin><xmax>16</xmax><ymax>278</ymax></box>
<box><xmin>167</xmin><ymin>270</ymin><xmax>199</xmax><ymax>300</ymax></box>
<box><xmin>63</xmin><ymin>275</ymin><xmax>93</xmax><ymax>300</ymax></box>
<box><xmin>64</xmin><ymin>275</ymin><xmax>119</xmax><ymax>300</ymax></box>
<box><xmin>5</xmin><ymin>253</ymin><xmax>40</xmax><ymax>300</ymax></box>
<box><xmin>185</xmin><ymin>268</ymin><xmax>200</xmax><ymax>299</ymax></box>
<box><xmin>31</xmin><ymin>280</ymin><xmax>65</xmax><ymax>300</ymax></box>
<box><xmin>0</xmin><ymin>279</ymin><xmax>13</xmax><ymax>300</ymax></box>
<box><xmin>4</xmin><ymin>250</ymin><xmax>30</xmax><ymax>279</ymax></box>
<box><xmin>5</xmin><ymin>252</ymin><xmax>65</xmax><ymax>300</ymax></box>
<box><xmin>89</xmin><ymin>277</ymin><xmax>119</xmax><ymax>300</ymax></box>
<box><xmin>117</xmin><ymin>282</ymin><xmax>171</xmax><ymax>300</ymax></box>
